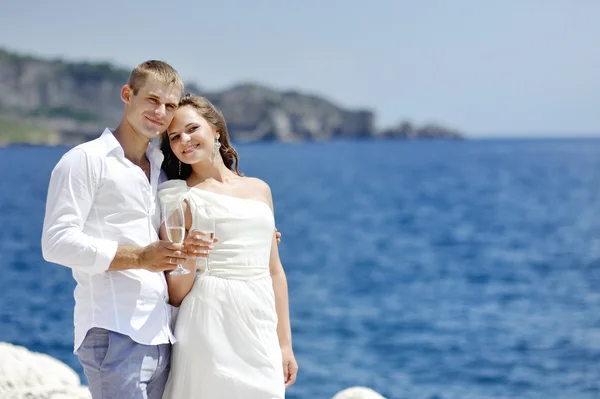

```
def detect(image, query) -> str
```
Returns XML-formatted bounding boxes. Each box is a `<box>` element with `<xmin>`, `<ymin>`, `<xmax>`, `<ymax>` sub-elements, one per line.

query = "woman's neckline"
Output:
<box><xmin>187</xmin><ymin>185</ymin><xmax>271</xmax><ymax>210</ymax></box>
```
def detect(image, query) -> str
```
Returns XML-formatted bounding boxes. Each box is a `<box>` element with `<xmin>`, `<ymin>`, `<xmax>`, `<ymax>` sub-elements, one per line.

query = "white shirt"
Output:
<box><xmin>41</xmin><ymin>128</ymin><xmax>176</xmax><ymax>352</ymax></box>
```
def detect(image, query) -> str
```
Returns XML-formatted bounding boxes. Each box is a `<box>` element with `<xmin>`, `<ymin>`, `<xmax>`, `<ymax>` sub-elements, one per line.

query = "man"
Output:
<box><xmin>41</xmin><ymin>60</ymin><xmax>209</xmax><ymax>398</ymax></box>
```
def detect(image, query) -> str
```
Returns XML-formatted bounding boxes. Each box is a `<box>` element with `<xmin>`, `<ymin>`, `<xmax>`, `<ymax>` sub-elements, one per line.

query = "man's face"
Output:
<box><xmin>123</xmin><ymin>77</ymin><xmax>182</xmax><ymax>140</ymax></box>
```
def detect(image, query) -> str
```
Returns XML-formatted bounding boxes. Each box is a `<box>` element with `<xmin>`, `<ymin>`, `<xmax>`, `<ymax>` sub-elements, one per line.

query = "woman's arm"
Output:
<box><xmin>264</xmin><ymin>183</ymin><xmax>298</xmax><ymax>388</ymax></box>
<box><xmin>270</xmin><ymin>234</ymin><xmax>293</xmax><ymax>351</ymax></box>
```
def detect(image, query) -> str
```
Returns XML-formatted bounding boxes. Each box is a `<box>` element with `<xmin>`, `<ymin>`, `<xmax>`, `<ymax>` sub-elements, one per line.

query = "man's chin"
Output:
<box><xmin>142</xmin><ymin>129</ymin><xmax>163</xmax><ymax>139</ymax></box>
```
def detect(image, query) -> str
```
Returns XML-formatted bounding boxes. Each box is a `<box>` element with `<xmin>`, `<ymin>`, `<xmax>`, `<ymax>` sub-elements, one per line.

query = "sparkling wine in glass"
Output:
<box><xmin>195</xmin><ymin>204</ymin><xmax>215</xmax><ymax>273</ymax></box>
<box><xmin>162</xmin><ymin>201</ymin><xmax>190</xmax><ymax>276</ymax></box>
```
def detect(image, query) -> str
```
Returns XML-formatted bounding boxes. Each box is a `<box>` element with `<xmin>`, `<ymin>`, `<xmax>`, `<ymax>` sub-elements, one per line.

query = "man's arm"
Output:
<box><xmin>108</xmin><ymin>242</ymin><xmax>185</xmax><ymax>272</ymax></box>
<box><xmin>41</xmin><ymin>149</ymin><xmax>119</xmax><ymax>274</ymax></box>
<box><xmin>41</xmin><ymin>149</ymin><xmax>187</xmax><ymax>274</ymax></box>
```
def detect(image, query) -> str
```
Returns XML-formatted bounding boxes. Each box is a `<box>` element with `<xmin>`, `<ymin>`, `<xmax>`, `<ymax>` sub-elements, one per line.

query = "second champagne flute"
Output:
<box><xmin>195</xmin><ymin>204</ymin><xmax>215</xmax><ymax>273</ymax></box>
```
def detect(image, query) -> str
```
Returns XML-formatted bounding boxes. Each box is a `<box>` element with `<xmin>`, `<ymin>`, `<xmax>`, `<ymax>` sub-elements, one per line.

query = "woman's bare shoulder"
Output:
<box><xmin>237</xmin><ymin>176</ymin><xmax>272</xmax><ymax>206</ymax></box>
<box><xmin>241</xmin><ymin>176</ymin><xmax>271</xmax><ymax>193</ymax></box>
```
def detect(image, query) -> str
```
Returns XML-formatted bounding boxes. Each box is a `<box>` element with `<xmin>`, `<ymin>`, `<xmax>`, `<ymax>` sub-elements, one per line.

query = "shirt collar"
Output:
<box><xmin>99</xmin><ymin>128</ymin><xmax>165</xmax><ymax>166</ymax></box>
<box><xmin>99</xmin><ymin>128</ymin><xmax>123</xmax><ymax>156</ymax></box>
<box><xmin>146</xmin><ymin>138</ymin><xmax>165</xmax><ymax>167</ymax></box>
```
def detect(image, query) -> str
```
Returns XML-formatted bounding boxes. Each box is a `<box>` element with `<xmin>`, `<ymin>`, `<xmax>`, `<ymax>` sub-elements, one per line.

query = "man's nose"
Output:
<box><xmin>154</xmin><ymin>104</ymin><xmax>166</xmax><ymax>116</ymax></box>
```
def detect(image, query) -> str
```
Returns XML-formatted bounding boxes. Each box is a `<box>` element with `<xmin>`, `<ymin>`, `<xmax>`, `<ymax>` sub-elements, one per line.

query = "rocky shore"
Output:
<box><xmin>0</xmin><ymin>342</ymin><xmax>388</xmax><ymax>399</ymax></box>
<box><xmin>0</xmin><ymin>48</ymin><xmax>463</xmax><ymax>146</ymax></box>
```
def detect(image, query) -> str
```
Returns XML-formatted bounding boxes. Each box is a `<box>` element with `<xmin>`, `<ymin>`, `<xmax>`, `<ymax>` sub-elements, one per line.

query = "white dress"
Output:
<box><xmin>159</xmin><ymin>180</ymin><xmax>284</xmax><ymax>399</ymax></box>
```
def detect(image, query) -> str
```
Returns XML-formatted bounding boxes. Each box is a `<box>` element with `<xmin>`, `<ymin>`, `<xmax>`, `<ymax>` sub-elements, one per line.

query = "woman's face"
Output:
<box><xmin>167</xmin><ymin>105</ymin><xmax>218</xmax><ymax>164</ymax></box>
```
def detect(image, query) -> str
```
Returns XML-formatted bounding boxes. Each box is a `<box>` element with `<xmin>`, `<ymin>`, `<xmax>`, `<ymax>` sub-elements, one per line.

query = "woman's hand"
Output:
<box><xmin>184</xmin><ymin>229</ymin><xmax>218</xmax><ymax>257</ymax></box>
<box><xmin>282</xmin><ymin>346</ymin><xmax>298</xmax><ymax>388</ymax></box>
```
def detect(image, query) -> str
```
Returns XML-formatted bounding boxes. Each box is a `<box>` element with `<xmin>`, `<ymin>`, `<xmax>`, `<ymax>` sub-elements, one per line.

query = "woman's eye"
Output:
<box><xmin>170</xmin><ymin>135</ymin><xmax>180</xmax><ymax>141</ymax></box>
<box><xmin>189</xmin><ymin>126</ymin><xmax>198</xmax><ymax>132</ymax></box>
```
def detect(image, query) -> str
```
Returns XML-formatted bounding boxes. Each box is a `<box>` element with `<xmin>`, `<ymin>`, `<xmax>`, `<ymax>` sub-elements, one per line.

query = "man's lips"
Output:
<box><xmin>145</xmin><ymin>116</ymin><xmax>163</xmax><ymax>127</ymax></box>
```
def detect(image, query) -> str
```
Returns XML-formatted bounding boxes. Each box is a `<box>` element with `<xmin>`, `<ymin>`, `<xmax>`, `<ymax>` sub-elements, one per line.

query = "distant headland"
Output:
<box><xmin>0</xmin><ymin>49</ymin><xmax>464</xmax><ymax>146</ymax></box>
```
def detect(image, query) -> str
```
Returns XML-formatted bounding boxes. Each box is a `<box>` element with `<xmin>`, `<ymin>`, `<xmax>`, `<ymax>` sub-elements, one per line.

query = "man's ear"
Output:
<box><xmin>121</xmin><ymin>85</ymin><xmax>133</xmax><ymax>104</ymax></box>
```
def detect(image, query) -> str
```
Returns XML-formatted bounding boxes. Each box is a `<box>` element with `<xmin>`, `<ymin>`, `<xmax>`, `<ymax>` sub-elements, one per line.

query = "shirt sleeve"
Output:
<box><xmin>41</xmin><ymin>148</ymin><xmax>118</xmax><ymax>274</ymax></box>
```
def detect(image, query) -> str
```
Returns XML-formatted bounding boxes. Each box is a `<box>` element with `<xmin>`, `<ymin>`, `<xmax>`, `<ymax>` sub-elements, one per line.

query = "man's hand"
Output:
<box><xmin>138</xmin><ymin>240</ymin><xmax>187</xmax><ymax>272</ymax></box>
<box><xmin>184</xmin><ymin>230</ymin><xmax>218</xmax><ymax>257</ymax></box>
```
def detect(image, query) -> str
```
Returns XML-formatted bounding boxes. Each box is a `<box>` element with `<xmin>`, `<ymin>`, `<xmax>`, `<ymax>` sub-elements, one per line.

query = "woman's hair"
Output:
<box><xmin>161</xmin><ymin>94</ymin><xmax>241</xmax><ymax>180</ymax></box>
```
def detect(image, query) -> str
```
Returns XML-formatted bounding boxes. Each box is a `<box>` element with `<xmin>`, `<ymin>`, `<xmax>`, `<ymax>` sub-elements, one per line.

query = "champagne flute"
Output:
<box><xmin>195</xmin><ymin>204</ymin><xmax>215</xmax><ymax>273</ymax></box>
<box><xmin>162</xmin><ymin>201</ymin><xmax>190</xmax><ymax>276</ymax></box>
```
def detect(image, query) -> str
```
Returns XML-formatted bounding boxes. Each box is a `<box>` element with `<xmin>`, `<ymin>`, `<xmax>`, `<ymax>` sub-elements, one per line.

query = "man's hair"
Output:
<box><xmin>127</xmin><ymin>60</ymin><xmax>184</xmax><ymax>95</ymax></box>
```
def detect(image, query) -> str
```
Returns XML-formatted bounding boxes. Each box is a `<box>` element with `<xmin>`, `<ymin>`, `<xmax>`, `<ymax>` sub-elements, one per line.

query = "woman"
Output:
<box><xmin>158</xmin><ymin>94</ymin><xmax>298</xmax><ymax>398</ymax></box>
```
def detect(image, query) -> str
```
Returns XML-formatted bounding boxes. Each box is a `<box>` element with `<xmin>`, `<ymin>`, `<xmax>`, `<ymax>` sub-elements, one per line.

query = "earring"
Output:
<box><xmin>215</xmin><ymin>135</ymin><xmax>221</xmax><ymax>150</ymax></box>
<box><xmin>178</xmin><ymin>160</ymin><xmax>181</xmax><ymax>177</ymax></box>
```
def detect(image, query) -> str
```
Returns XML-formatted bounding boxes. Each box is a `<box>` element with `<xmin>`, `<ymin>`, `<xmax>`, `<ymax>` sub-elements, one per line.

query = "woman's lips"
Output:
<box><xmin>182</xmin><ymin>144</ymin><xmax>199</xmax><ymax>154</ymax></box>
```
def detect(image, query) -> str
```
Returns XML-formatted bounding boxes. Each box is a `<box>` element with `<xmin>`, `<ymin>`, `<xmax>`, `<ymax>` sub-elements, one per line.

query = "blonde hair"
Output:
<box><xmin>161</xmin><ymin>95</ymin><xmax>242</xmax><ymax>179</ymax></box>
<box><xmin>127</xmin><ymin>60</ymin><xmax>184</xmax><ymax>95</ymax></box>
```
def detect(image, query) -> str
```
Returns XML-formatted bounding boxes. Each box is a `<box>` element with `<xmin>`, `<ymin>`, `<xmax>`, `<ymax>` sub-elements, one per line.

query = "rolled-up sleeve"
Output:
<box><xmin>41</xmin><ymin>149</ymin><xmax>118</xmax><ymax>274</ymax></box>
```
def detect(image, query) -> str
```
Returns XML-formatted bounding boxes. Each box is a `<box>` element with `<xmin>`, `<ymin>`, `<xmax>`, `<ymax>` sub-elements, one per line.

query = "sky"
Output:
<box><xmin>1</xmin><ymin>0</ymin><xmax>598</xmax><ymax>137</ymax></box>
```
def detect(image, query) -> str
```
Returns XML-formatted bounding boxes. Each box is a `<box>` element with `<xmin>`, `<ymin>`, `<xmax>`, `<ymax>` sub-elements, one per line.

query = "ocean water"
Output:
<box><xmin>1</xmin><ymin>138</ymin><xmax>600</xmax><ymax>399</ymax></box>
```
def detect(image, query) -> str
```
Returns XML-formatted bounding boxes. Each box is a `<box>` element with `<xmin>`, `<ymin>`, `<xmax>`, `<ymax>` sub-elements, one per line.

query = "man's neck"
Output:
<box><xmin>113</xmin><ymin>122</ymin><xmax>151</xmax><ymax>166</ymax></box>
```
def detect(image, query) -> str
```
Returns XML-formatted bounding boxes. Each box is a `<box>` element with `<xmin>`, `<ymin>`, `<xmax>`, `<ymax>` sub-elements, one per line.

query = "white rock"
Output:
<box><xmin>1</xmin><ymin>386</ymin><xmax>93</xmax><ymax>399</ymax></box>
<box><xmin>332</xmin><ymin>386</ymin><xmax>388</xmax><ymax>399</ymax></box>
<box><xmin>0</xmin><ymin>342</ymin><xmax>389</xmax><ymax>399</ymax></box>
<box><xmin>0</xmin><ymin>342</ymin><xmax>91</xmax><ymax>399</ymax></box>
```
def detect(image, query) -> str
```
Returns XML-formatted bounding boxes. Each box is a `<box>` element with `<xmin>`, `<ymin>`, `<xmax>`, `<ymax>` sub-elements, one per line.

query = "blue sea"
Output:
<box><xmin>2</xmin><ymin>138</ymin><xmax>600</xmax><ymax>399</ymax></box>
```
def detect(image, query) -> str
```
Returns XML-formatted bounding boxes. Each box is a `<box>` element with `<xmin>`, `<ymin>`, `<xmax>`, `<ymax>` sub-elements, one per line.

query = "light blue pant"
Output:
<box><xmin>77</xmin><ymin>328</ymin><xmax>170</xmax><ymax>399</ymax></box>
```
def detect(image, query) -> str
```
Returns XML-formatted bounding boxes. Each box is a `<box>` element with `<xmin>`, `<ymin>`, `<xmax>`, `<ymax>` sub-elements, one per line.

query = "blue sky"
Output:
<box><xmin>1</xmin><ymin>0</ymin><xmax>598</xmax><ymax>137</ymax></box>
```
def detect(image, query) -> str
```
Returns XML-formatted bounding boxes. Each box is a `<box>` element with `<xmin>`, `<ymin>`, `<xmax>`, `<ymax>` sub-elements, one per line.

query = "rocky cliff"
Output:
<box><xmin>0</xmin><ymin>49</ymin><xmax>463</xmax><ymax>145</ymax></box>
